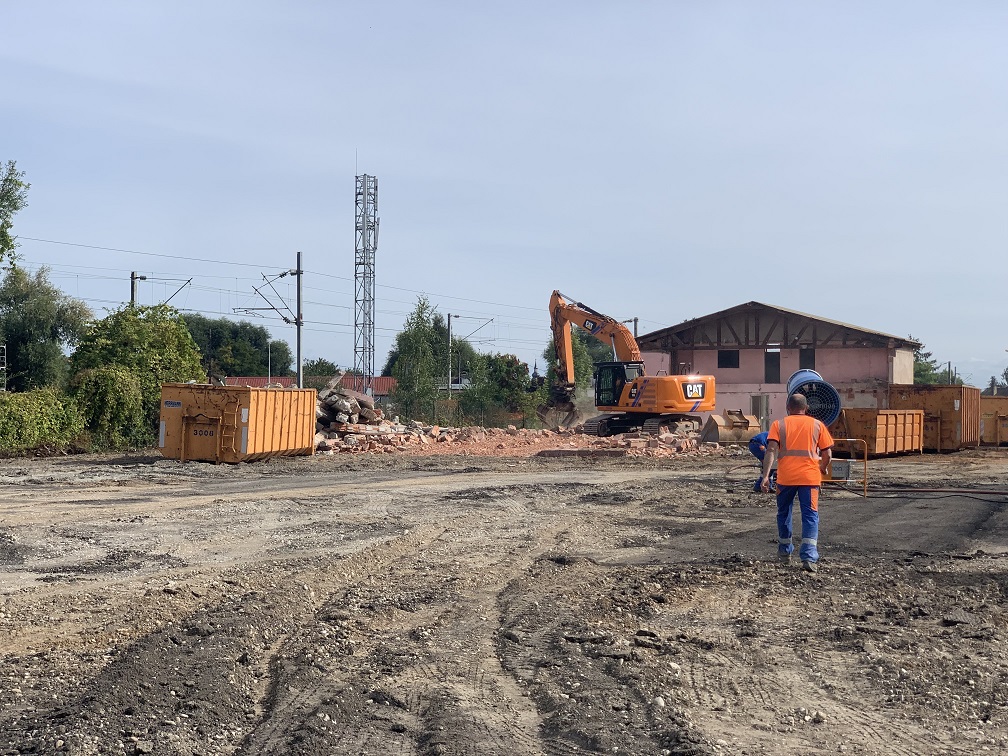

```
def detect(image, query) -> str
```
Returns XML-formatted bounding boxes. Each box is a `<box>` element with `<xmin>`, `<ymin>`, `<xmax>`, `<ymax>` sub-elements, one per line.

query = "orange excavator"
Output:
<box><xmin>540</xmin><ymin>290</ymin><xmax>716</xmax><ymax>436</ymax></box>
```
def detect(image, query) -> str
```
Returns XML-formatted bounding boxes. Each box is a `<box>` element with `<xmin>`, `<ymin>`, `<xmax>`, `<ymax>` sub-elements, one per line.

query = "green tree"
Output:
<box><xmin>0</xmin><ymin>161</ymin><xmax>30</xmax><ymax>263</ymax></box>
<box><xmin>542</xmin><ymin>325</ymin><xmax>599</xmax><ymax>392</ymax></box>
<box><xmin>182</xmin><ymin>313</ymin><xmax>292</xmax><ymax>377</ymax></box>
<box><xmin>71</xmin><ymin>304</ymin><xmax>205</xmax><ymax>434</ymax></box>
<box><xmin>304</xmin><ymin>357</ymin><xmax>340</xmax><ymax>376</ymax></box>
<box><xmin>910</xmin><ymin>335</ymin><xmax>941</xmax><ymax>385</ymax></box>
<box><xmin>485</xmin><ymin>353</ymin><xmax>532</xmax><ymax>412</ymax></box>
<box><xmin>388</xmin><ymin>297</ymin><xmax>439</xmax><ymax>421</ymax></box>
<box><xmin>0</xmin><ymin>265</ymin><xmax>92</xmax><ymax>391</ymax></box>
<box><xmin>383</xmin><ymin>310</ymin><xmax>478</xmax><ymax>385</ymax></box>
<box><xmin>458</xmin><ymin>353</ymin><xmax>492</xmax><ymax>424</ymax></box>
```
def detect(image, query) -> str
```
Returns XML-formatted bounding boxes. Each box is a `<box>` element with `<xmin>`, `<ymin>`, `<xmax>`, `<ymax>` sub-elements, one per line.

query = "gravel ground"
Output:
<box><xmin>1</xmin><ymin>442</ymin><xmax>1007</xmax><ymax>755</ymax></box>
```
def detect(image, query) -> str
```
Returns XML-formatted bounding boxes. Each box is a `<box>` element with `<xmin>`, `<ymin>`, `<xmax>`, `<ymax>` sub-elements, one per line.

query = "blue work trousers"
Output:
<box><xmin>776</xmin><ymin>485</ymin><xmax>820</xmax><ymax>563</ymax></box>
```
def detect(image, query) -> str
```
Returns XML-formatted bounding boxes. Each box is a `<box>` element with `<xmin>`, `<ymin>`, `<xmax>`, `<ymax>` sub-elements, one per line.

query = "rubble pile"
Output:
<box><xmin>584</xmin><ymin>430</ymin><xmax>717</xmax><ymax>458</ymax></box>
<box><xmin>314</xmin><ymin>387</ymin><xmax>728</xmax><ymax>458</ymax></box>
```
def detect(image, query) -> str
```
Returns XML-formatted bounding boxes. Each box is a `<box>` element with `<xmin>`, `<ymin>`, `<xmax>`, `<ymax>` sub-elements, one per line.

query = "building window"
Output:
<box><xmin>799</xmin><ymin>348</ymin><xmax>815</xmax><ymax>370</ymax></box>
<box><xmin>765</xmin><ymin>350</ymin><xmax>781</xmax><ymax>384</ymax></box>
<box><xmin>717</xmin><ymin>349</ymin><xmax>740</xmax><ymax>369</ymax></box>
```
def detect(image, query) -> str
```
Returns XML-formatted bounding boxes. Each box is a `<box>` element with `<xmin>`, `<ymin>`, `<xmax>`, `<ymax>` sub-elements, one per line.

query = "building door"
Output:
<box><xmin>751</xmin><ymin>394</ymin><xmax>770</xmax><ymax>432</ymax></box>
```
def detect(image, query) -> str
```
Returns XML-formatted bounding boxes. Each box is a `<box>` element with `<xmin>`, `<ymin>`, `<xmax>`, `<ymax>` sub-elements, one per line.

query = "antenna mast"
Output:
<box><xmin>354</xmin><ymin>174</ymin><xmax>379</xmax><ymax>395</ymax></box>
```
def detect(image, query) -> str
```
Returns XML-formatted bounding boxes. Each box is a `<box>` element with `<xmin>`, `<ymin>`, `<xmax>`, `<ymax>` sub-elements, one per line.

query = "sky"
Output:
<box><xmin>3</xmin><ymin>1</ymin><xmax>1007</xmax><ymax>385</ymax></box>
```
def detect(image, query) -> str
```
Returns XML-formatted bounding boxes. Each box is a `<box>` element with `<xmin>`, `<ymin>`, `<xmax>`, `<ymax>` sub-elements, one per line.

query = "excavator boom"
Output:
<box><xmin>550</xmin><ymin>290</ymin><xmax>640</xmax><ymax>385</ymax></box>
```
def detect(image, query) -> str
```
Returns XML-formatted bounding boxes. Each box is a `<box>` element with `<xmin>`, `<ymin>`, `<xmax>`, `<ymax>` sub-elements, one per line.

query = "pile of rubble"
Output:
<box><xmin>315</xmin><ymin>378</ymin><xmax>384</xmax><ymax>427</ymax></box>
<box><xmin>314</xmin><ymin>383</ymin><xmax>729</xmax><ymax>458</ymax></box>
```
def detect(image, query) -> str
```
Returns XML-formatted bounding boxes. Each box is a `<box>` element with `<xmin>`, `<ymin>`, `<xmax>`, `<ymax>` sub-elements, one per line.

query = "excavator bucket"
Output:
<box><xmin>536</xmin><ymin>401</ymin><xmax>584</xmax><ymax>431</ymax></box>
<box><xmin>536</xmin><ymin>383</ymin><xmax>584</xmax><ymax>431</ymax></box>
<box><xmin>699</xmin><ymin>409</ymin><xmax>761</xmax><ymax>444</ymax></box>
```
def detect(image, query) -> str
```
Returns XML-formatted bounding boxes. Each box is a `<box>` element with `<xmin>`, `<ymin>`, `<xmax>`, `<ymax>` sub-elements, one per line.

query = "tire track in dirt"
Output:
<box><xmin>239</xmin><ymin>483</ymin><xmax>583</xmax><ymax>755</ymax></box>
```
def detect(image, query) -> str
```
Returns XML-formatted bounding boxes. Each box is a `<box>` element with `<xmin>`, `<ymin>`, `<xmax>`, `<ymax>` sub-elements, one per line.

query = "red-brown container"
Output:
<box><xmin>980</xmin><ymin>396</ymin><xmax>1008</xmax><ymax>446</ymax></box>
<box><xmin>830</xmin><ymin>409</ymin><xmax>924</xmax><ymax>457</ymax></box>
<box><xmin>887</xmin><ymin>385</ymin><xmax>981</xmax><ymax>452</ymax></box>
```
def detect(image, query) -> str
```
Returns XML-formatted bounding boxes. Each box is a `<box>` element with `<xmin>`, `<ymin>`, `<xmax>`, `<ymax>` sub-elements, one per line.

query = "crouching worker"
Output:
<box><xmin>759</xmin><ymin>393</ymin><xmax>834</xmax><ymax>573</ymax></box>
<box><xmin>748</xmin><ymin>430</ymin><xmax>776</xmax><ymax>492</ymax></box>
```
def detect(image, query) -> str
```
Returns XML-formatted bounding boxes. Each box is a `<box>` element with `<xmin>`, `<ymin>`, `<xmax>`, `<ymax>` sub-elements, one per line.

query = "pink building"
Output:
<box><xmin>637</xmin><ymin>302</ymin><xmax>917</xmax><ymax>430</ymax></box>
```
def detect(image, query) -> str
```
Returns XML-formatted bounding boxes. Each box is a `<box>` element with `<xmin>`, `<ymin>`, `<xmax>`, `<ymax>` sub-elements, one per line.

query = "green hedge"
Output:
<box><xmin>70</xmin><ymin>366</ymin><xmax>149</xmax><ymax>450</ymax></box>
<box><xmin>0</xmin><ymin>387</ymin><xmax>85</xmax><ymax>453</ymax></box>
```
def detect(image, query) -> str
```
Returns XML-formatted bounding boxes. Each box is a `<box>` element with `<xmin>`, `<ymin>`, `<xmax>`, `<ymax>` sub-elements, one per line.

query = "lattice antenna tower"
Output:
<box><xmin>354</xmin><ymin>175</ymin><xmax>379</xmax><ymax>395</ymax></box>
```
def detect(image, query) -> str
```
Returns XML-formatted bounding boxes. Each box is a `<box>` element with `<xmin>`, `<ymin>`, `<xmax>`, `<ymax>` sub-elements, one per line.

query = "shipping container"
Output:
<box><xmin>887</xmin><ymin>385</ymin><xmax>981</xmax><ymax>452</ymax></box>
<box><xmin>159</xmin><ymin>383</ymin><xmax>316</xmax><ymax>463</ymax></box>
<box><xmin>980</xmin><ymin>395</ymin><xmax>1008</xmax><ymax>446</ymax></box>
<box><xmin>829</xmin><ymin>409</ymin><xmax>924</xmax><ymax>457</ymax></box>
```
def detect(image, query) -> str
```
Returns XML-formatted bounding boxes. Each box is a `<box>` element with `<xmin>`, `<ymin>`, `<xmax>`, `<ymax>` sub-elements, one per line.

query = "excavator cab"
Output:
<box><xmin>594</xmin><ymin>361</ymin><xmax>644</xmax><ymax>408</ymax></box>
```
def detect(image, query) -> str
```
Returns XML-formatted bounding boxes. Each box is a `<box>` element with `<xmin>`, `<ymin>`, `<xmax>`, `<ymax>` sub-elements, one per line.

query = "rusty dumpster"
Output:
<box><xmin>887</xmin><ymin>385</ymin><xmax>981</xmax><ymax>452</ymax></box>
<box><xmin>159</xmin><ymin>383</ymin><xmax>316</xmax><ymax>463</ymax></box>
<box><xmin>829</xmin><ymin>408</ymin><xmax>923</xmax><ymax>457</ymax></box>
<box><xmin>980</xmin><ymin>395</ymin><xmax>1008</xmax><ymax>446</ymax></box>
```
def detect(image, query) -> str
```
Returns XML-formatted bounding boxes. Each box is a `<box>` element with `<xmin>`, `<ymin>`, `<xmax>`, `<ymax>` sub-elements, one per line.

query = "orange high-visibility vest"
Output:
<box><xmin>768</xmin><ymin>414</ymin><xmax>834</xmax><ymax>486</ymax></box>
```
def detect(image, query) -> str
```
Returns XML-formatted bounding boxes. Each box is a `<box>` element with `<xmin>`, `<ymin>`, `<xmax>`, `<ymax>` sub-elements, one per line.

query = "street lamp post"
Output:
<box><xmin>447</xmin><ymin>313</ymin><xmax>460</xmax><ymax>394</ymax></box>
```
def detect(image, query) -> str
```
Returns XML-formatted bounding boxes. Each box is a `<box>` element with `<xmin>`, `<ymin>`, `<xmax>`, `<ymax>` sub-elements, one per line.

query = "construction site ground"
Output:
<box><xmin>1</xmin><ymin>440</ymin><xmax>1007</xmax><ymax>756</ymax></box>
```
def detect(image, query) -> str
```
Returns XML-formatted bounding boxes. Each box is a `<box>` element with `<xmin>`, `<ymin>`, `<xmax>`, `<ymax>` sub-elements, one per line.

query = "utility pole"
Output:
<box><xmin>296</xmin><ymin>250</ymin><xmax>303</xmax><ymax>389</ymax></box>
<box><xmin>130</xmin><ymin>272</ymin><xmax>147</xmax><ymax>305</ymax></box>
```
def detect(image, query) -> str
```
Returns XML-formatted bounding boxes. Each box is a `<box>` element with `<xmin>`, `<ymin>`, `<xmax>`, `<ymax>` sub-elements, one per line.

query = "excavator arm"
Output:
<box><xmin>549</xmin><ymin>290</ymin><xmax>640</xmax><ymax>386</ymax></box>
<box><xmin>540</xmin><ymin>290</ymin><xmax>641</xmax><ymax>427</ymax></box>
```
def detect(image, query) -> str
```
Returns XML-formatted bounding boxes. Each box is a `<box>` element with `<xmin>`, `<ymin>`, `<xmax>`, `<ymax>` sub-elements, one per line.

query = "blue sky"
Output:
<box><xmin>3</xmin><ymin>1</ymin><xmax>1007</xmax><ymax>384</ymax></box>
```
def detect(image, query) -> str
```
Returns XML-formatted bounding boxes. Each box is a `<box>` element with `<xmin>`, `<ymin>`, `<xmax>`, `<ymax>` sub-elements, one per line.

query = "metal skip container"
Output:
<box><xmin>159</xmin><ymin>383</ymin><xmax>316</xmax><ymax>463</ymax></box>
<box><xmin>829</xmin><ymin>408</ymin><xmax>924</xmax><ymax>457</ymax></box>
<box><xmin>888</xmin><ymin>385</ymin><xmax>981</xmax><ymax>452</ymax></box>
<box><xmin>979</xmin><ymin>395</ymin><xmax>1008</xmax><ymax>446</ymax></box>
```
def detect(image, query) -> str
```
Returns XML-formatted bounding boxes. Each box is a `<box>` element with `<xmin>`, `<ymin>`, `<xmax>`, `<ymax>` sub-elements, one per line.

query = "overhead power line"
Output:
<box><xmin>20</xmin><ymin>236</ymin><xmax>291</xmax><ymax>272</ymax></box>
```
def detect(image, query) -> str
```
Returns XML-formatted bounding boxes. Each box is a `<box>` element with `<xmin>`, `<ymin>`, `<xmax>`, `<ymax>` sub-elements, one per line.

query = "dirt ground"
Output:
<box><xmin>1</xmin><ymin>443</ymin><xmax>1007</xmax><ymax>755</ymax></box>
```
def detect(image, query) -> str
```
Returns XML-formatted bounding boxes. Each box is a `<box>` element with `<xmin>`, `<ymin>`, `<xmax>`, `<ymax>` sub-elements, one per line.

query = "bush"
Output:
<box><xmin>0</xmin><ymin>387</ymin><xmax>85</xmax><ymax>453</ymax></box>
<box><xmin>70</xmin><ymin>366</ymin><xmax>149</xmax><ymax>450</ymax></box>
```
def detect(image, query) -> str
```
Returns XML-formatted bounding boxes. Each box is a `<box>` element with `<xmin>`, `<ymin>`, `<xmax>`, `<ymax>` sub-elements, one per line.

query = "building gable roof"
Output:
<box><xmin>637</xmin><ymin>301</ymin><xmax>919</xmax><ymax>352</ymax></box>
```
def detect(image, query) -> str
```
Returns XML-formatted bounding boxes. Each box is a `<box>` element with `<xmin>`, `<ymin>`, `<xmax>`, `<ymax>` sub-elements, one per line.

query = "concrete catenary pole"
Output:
<box><xmin>296</xmin><ymin>250</ymin><xmax>303</xmax><ymax>389</ymax></box>
<box><xmin>130</xmin><ymin>272</ymin><xmax>147</xmax><ymax>306</ymax></box>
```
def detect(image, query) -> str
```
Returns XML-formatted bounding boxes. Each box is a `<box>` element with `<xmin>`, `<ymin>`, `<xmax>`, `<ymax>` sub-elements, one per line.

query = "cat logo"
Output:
<box><xmin>684</xmin><ymin>383</ymin><xmax>705</xmax><ymax>400</ymax></box>
<box><xmin>582</xmin><ymin>318</ymin><xmax>598</xmax><ymax>332</ymax></box>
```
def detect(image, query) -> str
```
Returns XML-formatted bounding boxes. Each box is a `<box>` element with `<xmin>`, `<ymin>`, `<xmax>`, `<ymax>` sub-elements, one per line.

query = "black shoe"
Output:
<box><xmin>778</xmin><ymin>553</ymin><xmax>791</xmax><ymax>566</ymax></box>
<box><xmin>802</xmin><ymin>560</ymin><xmax>818</xmax><ymax>573</ymax></box>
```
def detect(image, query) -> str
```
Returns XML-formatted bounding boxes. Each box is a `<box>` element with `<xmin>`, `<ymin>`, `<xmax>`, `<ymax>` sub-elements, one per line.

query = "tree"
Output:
<box><xmin>383</xmin><ymin>310</ymin><xmax>478</xmax><ymax>385</ymax></box>
<box><xmin>542</xmin><ymin>325</ymin><xmax>600</xmax><ymax>392</ymax></box>
<box><xmin>304</xmin><ymin>357</ymin><xmax>340</xmax><ymax>376</ymax></box>
<box><xmin>71</xmin><ymin>304</ymin><xmax>205</xmax><ymax>433</ymax></box>
<box><xmin>0</xmin><ymin>265</ymin><xmax>92</xmax><ymax>391</ymax></box>
<box><xmin>388</xmin><ymin>297</ymin><xmax>439</xmax><ymax>421</ymax></box>
<box><xmin>182</xmin><ymin>313</ymin><xmax>292</xmax><ymax>377</ymax></box>
<box><xmin>909</xmin><ymin>335</ymin><xmax>941</xmax><ymax>385</ymax></box>
<box><xmin>0</xmin><ymin>161</ymin><xmax>30</xmax><ymax>263</ymax></box>
<box><xmin>484</xmin><ymin>353</ymin><xmax>532</xmax><ymax>412</ymax></box>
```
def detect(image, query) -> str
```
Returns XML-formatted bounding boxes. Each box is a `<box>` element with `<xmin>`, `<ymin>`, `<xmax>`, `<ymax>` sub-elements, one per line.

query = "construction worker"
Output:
<box><xmin>748</xmin><ymin>430</ymin><xmax>776</xmax><ymax>491</ymax></box>
<box><xmin>759</xmin><ymin>393</ymin><xmax>834</xmax><ymax>572</ymax></box>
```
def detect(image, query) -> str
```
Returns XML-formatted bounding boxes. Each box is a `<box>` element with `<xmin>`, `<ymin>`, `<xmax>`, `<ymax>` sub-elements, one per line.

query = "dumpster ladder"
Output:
<box><xmin>219</xmin><ymin>401</ymin><xmax>242</xmax><ymax>459</ymax></box>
